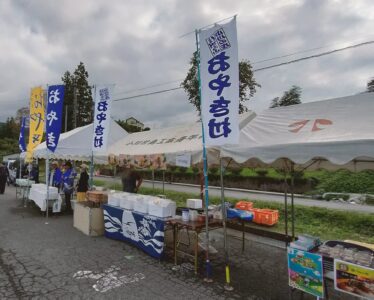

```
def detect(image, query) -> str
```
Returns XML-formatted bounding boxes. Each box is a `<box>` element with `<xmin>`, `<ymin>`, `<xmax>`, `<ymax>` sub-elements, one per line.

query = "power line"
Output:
<box><xmin>111</xmin><ymin>39</ymin><xmax>374</xmax><ymax>102</ymax></box>
<box><xmin>253</xmin><ymin>40</ymin><xmax>374</xmax><ymax>72</ymax></box>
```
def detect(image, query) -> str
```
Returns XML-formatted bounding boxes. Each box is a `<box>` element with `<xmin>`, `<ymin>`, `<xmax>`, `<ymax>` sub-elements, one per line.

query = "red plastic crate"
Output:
<box><xmin>250</xmin><ymin>208</ymin><xmax>279</xmax><ymax>226</ymax></box>
<box><xmin>235</xmin><ymin>201</ymin><xmax>253</xmax><ymax>211</ymax></box>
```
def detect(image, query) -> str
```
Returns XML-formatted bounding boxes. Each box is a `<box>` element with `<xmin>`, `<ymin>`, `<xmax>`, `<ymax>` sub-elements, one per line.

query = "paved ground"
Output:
<box><xmin>97</xmin><ymin>176</ymin><xmax>374</xmax><ymax>213</ymax></box>
<box><xmin>0</xmin><ymin>186</ymin><xmax>352</xmax><ymax>299</ymax></box>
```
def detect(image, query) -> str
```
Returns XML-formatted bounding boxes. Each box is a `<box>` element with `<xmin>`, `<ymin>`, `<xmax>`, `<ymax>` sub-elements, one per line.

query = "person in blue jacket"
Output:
<box><xmin>50</xmin><ymin>161</ymin><xmax>62</xmax><ymax>190</ymax></box>
<box><xmin>61</xmin><ymin>161</ymin><xmax>76</xmax><ymax>213</ymax></box>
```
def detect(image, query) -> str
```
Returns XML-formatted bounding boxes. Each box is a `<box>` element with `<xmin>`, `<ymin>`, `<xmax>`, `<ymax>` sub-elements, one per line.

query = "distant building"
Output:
<box><xmin>125</xmin><ymin>117</ymin><xmax>144</xmax><ymax>130</ymax></box>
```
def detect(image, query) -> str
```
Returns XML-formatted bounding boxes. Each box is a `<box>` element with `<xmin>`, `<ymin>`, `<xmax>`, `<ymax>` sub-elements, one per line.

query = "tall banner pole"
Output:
<box><xmin>195</xmin><ymin>29</ymin><xmax>212</xmax><ymax>282</ymax></box>
<box><xmin>90</xmin><ymin>85</ymin><xmax>96</xmax><ymax>190</ymax></box>
<box><xmin>198</xmin><ymin>16</ymin><xmax>239</xmax><ymax>286</ymax></box>
<box><xmin>45</xmin><ymin>150</ymin><xmax>50</xmax><ymax>224</ymax></box>
<box><xmin>220</xmin><ymin>158</ymin><xmax>233</xmax><ymax>290</ymax></box>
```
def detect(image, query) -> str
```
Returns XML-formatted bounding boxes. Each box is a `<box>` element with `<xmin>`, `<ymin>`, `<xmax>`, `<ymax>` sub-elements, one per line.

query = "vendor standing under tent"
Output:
<box><xmin>0</xmin><ymin>164</ymin><xmax>7</xmax><ymax>194</ymax></box>
<box><xmin>121</xmin><ymin>164</ymin><xmax>143</xmax><ymax>193</ymax></box>
<box><xmin>61</xmin><ymin>161</ymin><xmax>76</xmax><ymax>213</ymax></box>
<box><xmin>76</xmin><ymin>164</ymin><xmax>89</xmax><ymax>202</ymax></box>
<box><xmin>50</xmin><ymin>161</ymin><xmax>62</xmax><ymax>190</ymax></box>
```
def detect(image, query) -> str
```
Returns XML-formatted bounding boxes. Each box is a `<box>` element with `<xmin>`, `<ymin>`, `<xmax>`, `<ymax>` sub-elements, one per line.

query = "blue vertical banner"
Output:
<box><xmin>199</xmin><ymin>17</ymin><xmax>239</xmax><ymax>146</ymax></box>
<box><xmin>92</xmin><ymin>85</ymin><xmax>114</xmax><ymax>152</ymax></box>
<box><xmin>18</xmin><ymin>116</ymin><xmax>27</xmax><ymax>152</ymax></box>
<box><xmin>46</xmin><ymin>85</ymin><xmax>65</xmax><ymax>152</ymax></box>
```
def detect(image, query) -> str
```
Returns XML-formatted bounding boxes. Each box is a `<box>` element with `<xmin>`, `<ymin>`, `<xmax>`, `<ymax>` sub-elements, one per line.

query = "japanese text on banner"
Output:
<box><xmin>199</xmin><ymin>17</ymin><xmax>239</xmax><ymax>146</ymax></box>
<box><xmin>27</xmin><ymin>87</ymin><xmax>44</xmax><ymax>159</ymax></box>
<box><xmin>92</xmin><ymin>85</ymin><xmax>114</xmax><ymax>152</ymax></box>
<box><xmin>18</xmin><ymin>116</ymin><xmax>27</xmax><ymax>153</ymax></box>
<box><xmin>46</xmin><ymin>85</ymin><xmax>65</xmax><ymax>152</ymax></box>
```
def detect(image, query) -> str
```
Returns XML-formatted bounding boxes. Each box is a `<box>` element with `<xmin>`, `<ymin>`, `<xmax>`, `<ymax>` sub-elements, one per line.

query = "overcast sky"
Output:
<box><xmin>0</xmin><ymin>0</ymin><xmax>373</xmax><ymax>128</ymax></box>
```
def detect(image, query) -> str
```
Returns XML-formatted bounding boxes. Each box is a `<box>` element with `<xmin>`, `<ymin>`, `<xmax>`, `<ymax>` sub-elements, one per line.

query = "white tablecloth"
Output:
<box><xmin>28</xmin><ymin>184</ymin><xmax>62</xmax><ymax>212</ymax></box>
<box><xmin>16</xmin><ymin>179</ymin><xmax>35</xmax><ymax>187</ymax></box>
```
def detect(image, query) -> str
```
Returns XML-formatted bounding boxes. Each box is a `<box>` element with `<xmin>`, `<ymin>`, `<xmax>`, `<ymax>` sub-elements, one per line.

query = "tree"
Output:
<box><xmin>181</xmin><ymin>52</ymin><xmax>260</xmax><ymax>115</ymax></box>
<box><xmin>367</xmin><ymin>77</ymin><xmax>374</xmax><ymax>92</ymax></box>
<box><xmin>270</xmin><ymin>85</ymin><xmax>302</xmax><ymax>108</ymax></box>
<box><xmin>61</xmin><ymin>62</ymin><xmax>93</xmax><ymax>131</ymax></box>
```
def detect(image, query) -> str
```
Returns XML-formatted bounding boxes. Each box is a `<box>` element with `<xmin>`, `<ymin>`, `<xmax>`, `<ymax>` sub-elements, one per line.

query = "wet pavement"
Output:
<box><xmin>0</xmin><ymin>186</ymin><xmax>352</xmax><ymax>299</ymax></box>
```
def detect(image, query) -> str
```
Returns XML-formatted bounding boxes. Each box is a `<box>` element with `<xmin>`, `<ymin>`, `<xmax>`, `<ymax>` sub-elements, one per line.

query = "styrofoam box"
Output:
<box><xmin>148</xmin><ymin>198</ymin><xmax>176</xmax><ymax>218</ymax></box>
<box><xmin>186</xmin><ymin>198</ymin><xmax>202</xmax><ymax>209</ymax></box>
<box><xmin>108</xmin><ymin>192</ymin><xmax>122</xmax><ymax>207</ymax></box>
<box><xmin>133</xmin><ymin>195</ymin><xmax>153</xmax><ymax>214</ymax></box>
<box><xmin>120</xmin><ymin>194</ymin><xmax>137</xmax><ymax>210</ymax></box>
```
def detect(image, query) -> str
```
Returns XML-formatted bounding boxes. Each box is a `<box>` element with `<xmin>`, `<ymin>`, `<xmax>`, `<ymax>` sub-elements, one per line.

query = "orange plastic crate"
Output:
<box><xmin>235</xmin><ymin>201</ymin><xmax>253</xmax><ymax>211</ymax></box>
<box><xmin>250</xmin><ymin>209</ymin><xmax>279</xmax><ymax>226</ymax></box>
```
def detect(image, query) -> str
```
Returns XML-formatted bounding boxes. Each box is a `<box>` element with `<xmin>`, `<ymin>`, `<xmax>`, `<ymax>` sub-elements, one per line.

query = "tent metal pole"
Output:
<box><xmin>90</xmin><ymin>151</ymin><xmax>94</xmax><ymax>190</ymax></box>
<box><xmin>152</xmin><ymin>169</ymin><xmax>155</xmax><ymax>192</ymax></box>
<box><xmin>220</xmin><ymin>158</ymin><xmax>233</xmax><ymax>291</ymax></box>
<box><xmin>290</xmin><ymin>164</ymin><xmax>295</xmax><ymax>240</ymax></box>
<box><xmin>162</xmin><ymin>170</ymin><xmax>165</xmax><ymax>194</ymax></box>
<box><xmin>195</xmin><ymin>29</ymin><xmax>212</xmax><ymax>282</ymax></box>
<box><xmin>284</xmin><ymin>173</ymin><xmax>288</xmax><ymax>241</ymax></box>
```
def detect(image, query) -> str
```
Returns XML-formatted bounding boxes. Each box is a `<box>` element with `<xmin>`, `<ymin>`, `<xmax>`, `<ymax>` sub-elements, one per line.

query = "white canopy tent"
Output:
<box><xmin>108</xmin><ymin>111</ymin><xmax>256</xmax><ymax>165</ymax></box>
<box><xmin>220</xmin><ymin>93</ymin><xmax>374</xmax><ymax>171</ymax></box>
<box><xmin>30</xmin><ymin>119</ymin><xmax>128</xmax><ymax>163</ymax></box>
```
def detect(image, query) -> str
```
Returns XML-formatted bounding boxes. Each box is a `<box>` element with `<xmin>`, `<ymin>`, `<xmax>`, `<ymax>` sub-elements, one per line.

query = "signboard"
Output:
<box><xmin>175</xmin><ymin>153</ymin><xmax>191</xmax><ymax>168</ymax></box>
<box><xmin>287</xmin><ymin>247</ymin><xmax>324</xmax><ymax>298</ymax></box>
<box><xmin>46</xmin><ymin>85</ymin><xmax>65</xmax><ymax>152</ymax></box>
<box><xmin>334</xmin><ymin>259</ymin><xmax>374</xmax><ymax>299</ymax></box>
<box><xmin>199</xmin><ymin>17</ymin><xmax>239</xmax><ymax>146</ymax></box>
<box><xmin>92</xmin><ymin>85</ymin><xmax>113</xmax><ymax>152</ymax></box>
<box><xmin>27</xmin><ymin>86</ymin><xmax>44</xmax><ymax>160</ymax></box>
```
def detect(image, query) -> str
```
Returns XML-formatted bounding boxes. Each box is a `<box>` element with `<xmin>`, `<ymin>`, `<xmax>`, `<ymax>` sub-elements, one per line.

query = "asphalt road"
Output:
<box><xmin>0</xmin><ymin>186</ymin><xmax>352</xmax><ymax>299</ymax></box>
<box><xmin>97</xmin><ymin>176</ymin><xmax>374</xmax><ymax>213</ymax></box>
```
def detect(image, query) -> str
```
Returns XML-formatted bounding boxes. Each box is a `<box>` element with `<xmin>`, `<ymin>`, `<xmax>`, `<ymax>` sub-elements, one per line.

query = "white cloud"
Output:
<box><xmin>0</xmin><ymin>0</ymin><xmax>373</xmax><ymax>127</ymax></box>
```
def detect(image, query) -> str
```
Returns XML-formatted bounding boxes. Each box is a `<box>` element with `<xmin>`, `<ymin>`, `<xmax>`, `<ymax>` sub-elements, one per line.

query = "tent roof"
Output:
<box><xmin>220</xmin><ymin>93</ymin><xmax>374</xmax><ymax>171</ymax></box>
<box><xmin>108</xmin><ymin>111</ymin><xmax>255</xmax><ymax>165</ymax></box>
<box><xmin>31</xmin><ymin>119</ymin><xmax>128</xmax><ymax>163</ymax></box>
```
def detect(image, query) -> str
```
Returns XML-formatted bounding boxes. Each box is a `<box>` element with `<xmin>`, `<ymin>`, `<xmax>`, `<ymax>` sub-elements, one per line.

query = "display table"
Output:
<box><xmin>166</xmin><ymin>218</ymin><xmax>222</xmax><ymax>274</ymax></box>
<box><xmin>16</xmin><ymin>179</ymin><xmax>35</xmax><ymax>203</ymax></box>
<box><xmin>103</xmin><ymin>204</ymin><xmax>166</xmax><ymax>259</ymax></box>
<box><xmin>28</xmin><ymin>184</ymin><xmax>62</xmax><ymax>212</ymax></box>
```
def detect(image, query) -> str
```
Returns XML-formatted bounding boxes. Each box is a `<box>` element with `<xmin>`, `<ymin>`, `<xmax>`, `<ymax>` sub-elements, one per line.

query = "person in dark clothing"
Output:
<box><xmin>76</xmin><ymin>164</ymin><xmax>89</xmax><ymax>202</ymax></box>
<box><xmin>121</xmin><ymin>164</ymin><xmax>142</xmax><ymax>193</ymax></box>
<box><xmin>61</xmin><ymin>161</ymin><xmax>76</xmax><ymax>213</ymax></box>
<box><xmin>0</xmin><ymin>164</ymin><xmax>7</xmax><ymax>194</ymax></box>
<box><xmin>30</xmin><ymin>164</ymin><xmax>39</xmax><ymax>183</ymax></box>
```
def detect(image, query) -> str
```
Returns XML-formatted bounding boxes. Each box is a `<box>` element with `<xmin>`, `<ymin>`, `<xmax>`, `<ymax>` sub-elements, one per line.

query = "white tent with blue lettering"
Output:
<box><xmin>30</xmin><ymin>119</ymin><xmax>128</xmax><ymax>163</ymax></box>
<box><xmin>107</xmin><ymin>111</ymin><xmax>256</xmax><ymax>165</ymax></box>
<box><xmin>220</xmin><ymin>93</ymin><xmax>374</xmax><ymax>171</ymax></box>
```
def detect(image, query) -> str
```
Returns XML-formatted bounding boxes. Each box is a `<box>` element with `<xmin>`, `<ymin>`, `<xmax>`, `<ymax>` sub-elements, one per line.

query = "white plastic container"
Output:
<box><xmin>120</xmin><ymin>194</ymin><xmax>137</xmax><ymax>210</ymax></box>
<box><xmin>186</xmin><ymin>198</ymin><xmax>202</xmax><ymax>209</ymax></box>
<box><xmin>133</xmin><ymin>195</ymin><xmax>151</xmax><ymax>214</ymax></box>
<box><xmin>148</xmin><ymin>198</ymin><xmax>176</xmax><ymax>218</ymax></box>
<box><xmin>108</xmin><ymin>193</ymin><xmax>121</xmax><ymax>207</ymax></box>
<box><xmin>182</xmin><ymin>209</ymin><xmax>189</xmax><ymax>221</ymax></box>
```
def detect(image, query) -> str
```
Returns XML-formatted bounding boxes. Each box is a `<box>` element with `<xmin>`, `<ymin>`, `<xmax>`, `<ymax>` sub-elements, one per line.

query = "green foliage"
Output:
<box><xmin>0</xmin><ymin>117</ymin><xmax>20</xmax><ymax>139</ymax></box>
<box><xmin>316</xmin><ymin>170</ymin><xmax>374</xmax><ymax>194</ymax></box>
<box><xmin>61</xmin><ymin>62</ymin><xmax>93</xmax><ymax>131</ymax></box>
<box><xmin>116</xmin><ymin>120</ymin><xmax>144</xmax><ymax>133</ymax></box>
<box><xmin>0</xmin><ymin>138</ymin><xmax>19</xmax><ymax>160</ymax></box>
<box><xmin>181</xmin><ymin>51</ymin><xmax>260</xmax><ymax>114</ymax></box>
<box><xmin>270</xmin><ymin>85</ymin><xmax>302</xmax><ymax>108</ymax></box>
<box><xmin>367</xmin><ymin>77</ymin><xmax>374</xmax><ymax>92</ymax></box>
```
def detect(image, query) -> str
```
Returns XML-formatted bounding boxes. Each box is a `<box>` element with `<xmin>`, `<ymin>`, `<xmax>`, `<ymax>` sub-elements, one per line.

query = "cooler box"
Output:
<box><xmin>235</xmin><ymin>201</ymin><xmax>253</xmax><ymax>211</ymax></box>
<box><xmin>186</xmin><ymin>198</ymin><xmax>202</xmax><ymax>209</ymax></box>
<box><xmin>133</xmin><ymin>195</ymin><xmax>151</xmax><ymax>214</ymax></box>
<box><xmin>74</xmin><ymin>202</ymin><xmax>104</xmax><ymax>236</ymax></box>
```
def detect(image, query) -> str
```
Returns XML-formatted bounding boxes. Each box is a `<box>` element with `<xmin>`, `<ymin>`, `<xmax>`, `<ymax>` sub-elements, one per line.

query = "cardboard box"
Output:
<box><xmin>86</xmin><ymin>191</ymin><xmax>108</xmax><ymax>203</ymax></box>
<box><xmin>73</xmin><ymin>202</ymin><xmax>104</xmax><ymax>236</ymax></box>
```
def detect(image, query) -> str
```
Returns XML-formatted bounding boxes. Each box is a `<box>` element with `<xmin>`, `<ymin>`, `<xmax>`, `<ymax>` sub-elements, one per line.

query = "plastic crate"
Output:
<box><xmin>235</xmin><ymin>201</ymin><xmax>253</xmax><ymax>211</ymax></box>
<box><xmin>250</xmin><ymin>208</ymin><xmax>279</xmax><ymax>226</ymax></box>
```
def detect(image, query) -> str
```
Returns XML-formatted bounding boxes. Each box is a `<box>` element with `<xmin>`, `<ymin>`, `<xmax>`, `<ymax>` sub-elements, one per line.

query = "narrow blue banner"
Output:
<box><xmin>18</xmin><ymin>116</ymin><xmax>27</xmax><ymax>153</ymax></box>
<box><xmin>46</xmin><ymin>85</ymin><xmax>65</xmax><ymax>152</ymax></box>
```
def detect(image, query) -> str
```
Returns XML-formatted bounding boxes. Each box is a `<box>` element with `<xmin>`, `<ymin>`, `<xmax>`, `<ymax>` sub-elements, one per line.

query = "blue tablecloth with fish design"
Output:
<box><xmin>103</xmin><ymin>204</ymin><xmax>165</xmax><ymax>259</ymax></box>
